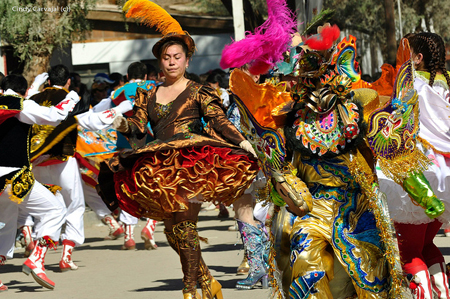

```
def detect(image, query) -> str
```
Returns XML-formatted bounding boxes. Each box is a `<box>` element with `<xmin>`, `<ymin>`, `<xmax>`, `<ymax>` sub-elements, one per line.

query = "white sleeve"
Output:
<box><xmin>76</xmin><ymin>109</ymin><xmax>119</xmax><ymax>131</ymax></box>
<box><xmin>17</xmin><ymin>100</ymin><xmax>72</xmax><ymax>126</ymax></box>
<box><xmin>92</xmin><ymin>97</ymin><xmax>113</xmax><ymax>113</ymax></box>
<box><xmin>76</xmin><ymin>100</ymin><xmax>132</xmax><ymax>131</ymax></box>
<box><xmin>221</xmin><ymin>89</ymin><xmax>230</xmax><ymax>108</ymax></box>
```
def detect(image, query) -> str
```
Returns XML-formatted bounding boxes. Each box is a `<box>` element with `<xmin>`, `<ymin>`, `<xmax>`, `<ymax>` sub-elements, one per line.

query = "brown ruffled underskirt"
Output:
<box><xmin>112</xmin><ymin>145</ymin><xmax>258</xmax><ymax>220</ymax></box>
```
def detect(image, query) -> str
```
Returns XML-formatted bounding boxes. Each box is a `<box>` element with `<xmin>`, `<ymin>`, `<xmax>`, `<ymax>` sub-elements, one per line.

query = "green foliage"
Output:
<box><xmin>0</xmin><ymin>0</ymin><xmax>97</xmax><ymax>61</ymax></box>
<box><xmin>402</xmin><ymin>0</ymin><xmax>450</xmax><ymax>42</ymax></box>
<box><xmin>195</xmin><ymin>0</ymin><xmax>229</xmax><ymax>16</ymax></box>
<box><xmin>324</xmin><ymin>0</ymin><xmax>385</xmax><ymax>42</ymax></box>
<box><xmin>324</xmin><ymin>0</ymin><xmax>450</xmax><ymax>43</ymax></box>
<box><xmin>301</xmin><ymin>8</ymin><xmax>335</xmax><ymax>36</ymax></box>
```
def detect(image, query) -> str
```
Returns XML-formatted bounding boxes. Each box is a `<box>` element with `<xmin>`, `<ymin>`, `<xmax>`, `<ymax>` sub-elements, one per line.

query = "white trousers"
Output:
<box><xmin>0</xmin><ymin>181</ymin><xmax>66</xmax><ymax>258</ymax></box>
<box><xmin>120</xmin><ymin>210</ymin><xmax>138</xmax><ymax>225</ymax></box>
<box><xmin>33</xmin><ymin>157</ymin><xmax>85</xmax><ymax>246</ymax></box>
<box><xmin>83</xmin><ymin>182</ymin><xmax>111</xmax><ymax>219</ymax></box>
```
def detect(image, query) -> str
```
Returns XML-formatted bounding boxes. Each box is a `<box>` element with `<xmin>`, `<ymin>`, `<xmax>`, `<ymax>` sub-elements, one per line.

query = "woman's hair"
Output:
<box><xmin>408</xmin><ymin>32</ymin><xmax>450</xmax><ymax>87</ymax></box>
<box><xmin>158</xmin><ymin>40</ymin><xmax>189</xmax><ymax>60</ymax></box>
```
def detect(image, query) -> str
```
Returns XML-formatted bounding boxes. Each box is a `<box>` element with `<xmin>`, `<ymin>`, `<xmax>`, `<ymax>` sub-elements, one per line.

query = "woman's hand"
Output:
<box><xmin>112</xmin><ymin>115</ymin><xmax>130</xmax><ymax>133</ymax></box>
<box><xmin>239</xmin><ymin>140</ymin><xmax>257</xmax><ymax>158</ymax></box>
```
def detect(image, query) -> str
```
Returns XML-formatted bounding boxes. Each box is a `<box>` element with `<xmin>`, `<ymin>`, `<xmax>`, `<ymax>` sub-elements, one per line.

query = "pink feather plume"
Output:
<box><xmin>303</xmin><ymin>25</ymin><xmax>340</xmax><ymax>51</ymax></box>
<box><xmin>220</xmin><ymin>0</ymin><xmax>296</xmax><ymax>75</ymax></box>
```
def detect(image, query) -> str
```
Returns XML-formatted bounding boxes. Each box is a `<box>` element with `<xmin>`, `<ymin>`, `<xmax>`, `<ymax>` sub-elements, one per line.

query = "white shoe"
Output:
<box><xmin>59</xmin><ymin>240</ymin><xmax>78</xmax><ymax>271</ymax></box>
<box><xmin>23</xmin><ymin>237</ymin><xmax>56</xmax><ymax>290</ymax></box>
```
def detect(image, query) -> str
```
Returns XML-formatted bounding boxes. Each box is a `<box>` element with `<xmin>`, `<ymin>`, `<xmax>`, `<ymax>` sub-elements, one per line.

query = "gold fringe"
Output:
<box><xmin>348</xmin><ymin>149</ymin><xmax>407</xmax><ymax>298</ymax></box>
<box><xmin>418</xmin><ymin>136</ymin><xmax>450</xmax><ymax>157</ymax></box>
<box><xmin>45</xmin><ymin>184</ymin><xmax>62</xmax><ymax>195</ymax></box>
<box><xmin>267</xmin><ymin>223</ymin><xmax>285</xmax><ymax>299</ymax></box>
<box><xmin>254</xmin><ymin>182</ymin><xmax>271</xmax><ymax>203</ymax></box>
<box><xmin>378</xmin><ymin>147</ymin><xmax>430</xmax><ymax>185</ymax></box>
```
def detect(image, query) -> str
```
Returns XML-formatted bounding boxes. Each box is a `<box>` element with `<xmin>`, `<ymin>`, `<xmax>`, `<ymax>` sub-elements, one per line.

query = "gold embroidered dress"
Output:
<box><xmin>102</xmin><ymin>81</ymin><xmax>258</xmax><ymax>220</ymax></box>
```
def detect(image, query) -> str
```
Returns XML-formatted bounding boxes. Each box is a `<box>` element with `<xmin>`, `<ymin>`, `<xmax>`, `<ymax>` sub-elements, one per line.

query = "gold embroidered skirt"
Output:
<box><xmin>113</xmin><ymin>145</ymin><xmax>258</xmax><ymax>220</ymax></box>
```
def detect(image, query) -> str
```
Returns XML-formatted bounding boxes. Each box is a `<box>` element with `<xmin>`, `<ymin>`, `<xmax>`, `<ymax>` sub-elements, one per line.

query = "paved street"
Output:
<box><xmin>1</xmin><ymin>208</ymin><xmax>268</xmax><ymax>299</ymax></box>
<box><xmin>2</xmin><ymin>208</ymin><xmax>450</xmax><ymax>298</ymax></box>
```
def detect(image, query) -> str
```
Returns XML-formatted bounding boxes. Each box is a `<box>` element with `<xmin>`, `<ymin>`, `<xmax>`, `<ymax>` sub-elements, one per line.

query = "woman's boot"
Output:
<box><xmin>235</xmin><ymin>219</ymin><xmax>269</xmax><ymax>290</ymax></box>
<box><xmin>168</xmin><ymin>223</ymin><xmax>222</xmax><ymax>299</ymax></box>
<box><xmin>198</xmin><ymin>259</ymin><xmax>223</xmax><ymax>299</ymax></box>
<box><xmin>173</xmin><ymin>221</ymin><xmax>202</xmax><ymax>298</ymax></box>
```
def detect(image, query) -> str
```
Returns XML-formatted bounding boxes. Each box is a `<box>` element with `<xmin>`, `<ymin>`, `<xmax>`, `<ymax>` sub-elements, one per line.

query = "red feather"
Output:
<box><xmin>303</xmin><ymin>25</ymin><xmax>340</xmax><ymax>51</ymax></box>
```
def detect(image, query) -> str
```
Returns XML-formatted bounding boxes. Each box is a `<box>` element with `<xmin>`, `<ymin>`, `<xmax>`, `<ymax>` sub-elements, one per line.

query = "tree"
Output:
<box><xmin>324</xmin><ymin>0</ymin><xmax>450</xmax><ymax>65</ymax></box>
<box><xmin>402</xmin><ymin>0</ymin><xmax>450</xmax><ymax>42</ymax></box>
<box><xmin>0</xmin><ymin>0</ymin><xmax>97</xmax><ymax>84</ymax></box>
<box><xmin>384</xmin><ymin>0</ymin><xmax>397</xmax><ymax>66</ymax></box>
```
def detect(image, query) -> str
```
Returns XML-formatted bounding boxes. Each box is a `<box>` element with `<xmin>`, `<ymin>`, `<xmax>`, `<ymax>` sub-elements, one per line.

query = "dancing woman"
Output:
<box><xmin>97</xmin><ymin>1</ymin><xmax>259</xmax><ymax>298</ymax></box>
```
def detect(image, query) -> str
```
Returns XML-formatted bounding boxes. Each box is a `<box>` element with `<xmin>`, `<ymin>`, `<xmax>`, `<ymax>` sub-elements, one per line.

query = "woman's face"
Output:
<box><xmin>159</xmin><ymin>44</ymin><xmax>189</xmax><ymax>80</ymax></box>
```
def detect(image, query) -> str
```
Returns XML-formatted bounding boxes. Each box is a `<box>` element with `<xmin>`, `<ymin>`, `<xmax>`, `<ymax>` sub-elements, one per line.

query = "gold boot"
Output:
<box><xmin>173</xmin><ymin>221</ymin><xmax>202</xmax><ymax>298</ymax></box>
<box><xmin>200</xmin><ymin>277</ymin><xmax>223</xmax><ymax>299</ymax></box>
<box><xmin>166</xmin><ymin>229</ymin><xmax>203</xmax><ymax>299</ymax></box>
<box><xmin>183</xmin><ymin>293</ymin><xmax>201</xmax><ymax>299</ymax></box>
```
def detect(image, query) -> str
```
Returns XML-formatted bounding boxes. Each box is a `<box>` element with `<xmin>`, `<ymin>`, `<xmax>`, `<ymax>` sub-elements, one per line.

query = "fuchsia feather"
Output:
<box><xmin>303</xmin><ymin>25</ymin><xmax>340</xmax><ymax>51</ymax></box>
<box><xmin>220</xmin><ymin>0</ymin><xmax>296</xmax><ymax>75</ymax></box>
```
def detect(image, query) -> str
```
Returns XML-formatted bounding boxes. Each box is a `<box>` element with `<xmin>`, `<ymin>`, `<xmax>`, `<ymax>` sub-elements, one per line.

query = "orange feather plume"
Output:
<box><xmin>123</xmin><ymin>0</ymin><xmax>184</xmax><ymax>35</ymax></box>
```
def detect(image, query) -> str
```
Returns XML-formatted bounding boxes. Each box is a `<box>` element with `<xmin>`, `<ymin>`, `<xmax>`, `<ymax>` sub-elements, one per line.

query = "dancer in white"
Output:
<box><xmin>0</xmin><ymin>74</ymin><xmax>79</xmax><ymax>290</ymax></box>
<box><xmin>28</xmin><ymin>64</ymin><xmax>89</xmax><ymax>272</ymax></box>
<box><xmin>378</xmin><ymin>32</ymin><xmax>450</xmax><ymax>299</ymax></box>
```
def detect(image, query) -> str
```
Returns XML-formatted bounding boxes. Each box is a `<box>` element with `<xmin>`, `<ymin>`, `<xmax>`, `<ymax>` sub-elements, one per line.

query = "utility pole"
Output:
<box><xmin>295</xmin><ymin>0</ymin><xmax>306</xmax><ymax>33</ymax></box>
<box><xmin>397</xmin><ymin>0</ymin><xmax>403</xmax><ymax>38</ymax></box>
<box><xmin>232</xmin><ymin>0</ymin><xmax>245</xmax><ymax>41</ymax></box>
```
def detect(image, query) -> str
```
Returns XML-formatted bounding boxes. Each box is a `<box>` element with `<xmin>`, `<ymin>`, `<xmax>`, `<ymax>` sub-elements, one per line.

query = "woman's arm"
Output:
<box><xmin>198</xmin><ymin>86</ymin><xmax>245</xmax><ymax>145</ymax></box>
<box><xmin>120</xmin><ymin>87</ymin><xmax>151</xmax><ymax>140</ymax></box>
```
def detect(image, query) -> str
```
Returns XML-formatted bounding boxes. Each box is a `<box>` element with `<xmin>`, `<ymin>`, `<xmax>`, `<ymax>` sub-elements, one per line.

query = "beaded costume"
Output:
<box><xmin>221</xmin><ymin>8</ymin><xmax>444</xmax><ymax>296</ymax></box>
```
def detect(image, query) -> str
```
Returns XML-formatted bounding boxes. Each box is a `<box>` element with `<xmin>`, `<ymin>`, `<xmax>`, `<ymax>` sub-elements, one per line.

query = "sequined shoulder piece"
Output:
<box><xmin>351</xmin><ymin>88</ymin><xmax>381</xmax><ymax>123</ymax></box>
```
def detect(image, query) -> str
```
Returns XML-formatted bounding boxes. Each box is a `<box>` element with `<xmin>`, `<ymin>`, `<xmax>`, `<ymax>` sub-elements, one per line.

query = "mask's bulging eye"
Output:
<box><xmin>299</xmin><ymin>52</ymin><xmax>323</xmax><ymax>72</ymax></box>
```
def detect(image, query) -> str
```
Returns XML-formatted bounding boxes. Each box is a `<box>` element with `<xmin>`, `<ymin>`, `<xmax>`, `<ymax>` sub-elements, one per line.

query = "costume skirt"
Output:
<box><xmin>377</xmin><ymin>144</ymin><xmax>450</xmax><ymax>225</ymax></box>
<box><xmin>113</xmin><ymin>145</ymin><xmax>258</xmax><ymax>220</ymax></box>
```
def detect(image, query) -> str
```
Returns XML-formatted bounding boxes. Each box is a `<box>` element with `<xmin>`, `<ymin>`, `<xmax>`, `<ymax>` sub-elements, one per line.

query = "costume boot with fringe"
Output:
<box><xmin>236</xmin><ymin>219</ymin><xmax>269</xmax><ymax>290</ymax></box>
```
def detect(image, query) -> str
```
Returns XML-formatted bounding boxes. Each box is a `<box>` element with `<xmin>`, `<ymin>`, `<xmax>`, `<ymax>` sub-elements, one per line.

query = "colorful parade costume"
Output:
<box><xmin>29</xmin><ymin>84</ymin><xmax>87</xmax><ymax>272</ymax></box>
<box><xmin>377</xmin><ymin>70</ymin><xmax>450</xmax><ymax>224</ymax></box>
<box><xmin>221</xmin><ymin>5</ymin><xmax>445</xmax><ymax>297</ymax></box>
<box><xmin>77</xmin><ymin>78</ymin><xmax>159</xmax><ymax>248</ymax></box>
